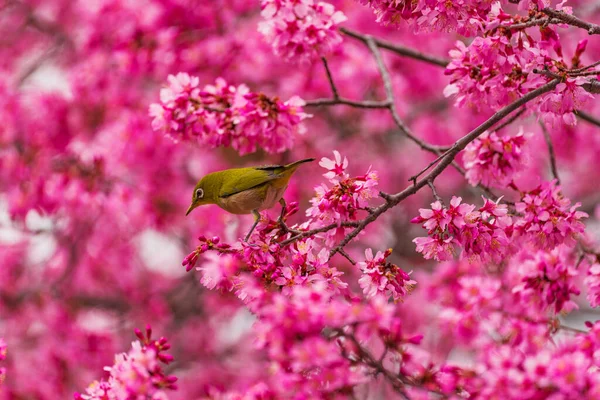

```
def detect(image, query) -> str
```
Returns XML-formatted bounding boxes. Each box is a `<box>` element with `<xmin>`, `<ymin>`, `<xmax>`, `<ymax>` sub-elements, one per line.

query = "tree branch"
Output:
<box><xmin>576</xmin><ymin>110</ymin><xmax>600</xmax><ymax>128</ymax></box>
<box><xmin>305</xmin><ymin>98</ymin><xmax>391</xmax><ymax>108</ymax></box>
<box><xmin>538</xmin><ymin>120</ymin><xmax>560</xmax><ymax>184</ymax></box>
<box><xmin>365</xmin><ymin>36</ymin><xmax>445</xmax><ymax>153</ymax></box>
<box><xmin>427</xmin><ymin>179</ymin><xmax>443</xmax><ymax>205</ymax></box>
<box><xmin>321</xmin><ymin>57</ymin><xmax>339</xmax><ymax>99</ymax></box>
<box><xmin>340</xmin><ymin>27</ymin><xmax>450</xmax><ymax>67</ymax></box>
<box><xmin>542</xmin><ymin>8</ymin><xmax>600</xmax><ymax>35</ymax></box>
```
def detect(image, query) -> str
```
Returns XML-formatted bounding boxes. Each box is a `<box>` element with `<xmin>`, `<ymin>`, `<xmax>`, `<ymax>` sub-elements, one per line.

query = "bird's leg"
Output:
<box><xmin>278</xmin><ymin>198</ymin><xmax>287</xmax><ymax>222</ymax></box>
<box><xmin>244</xmin><ymin>210</ymin><xmax>261</xmax><ymax>242</ymax></box>
<box><xmin>277</xmin><ymin>198</ymin><xmax>301</xmax><ymax>235</ymax></box>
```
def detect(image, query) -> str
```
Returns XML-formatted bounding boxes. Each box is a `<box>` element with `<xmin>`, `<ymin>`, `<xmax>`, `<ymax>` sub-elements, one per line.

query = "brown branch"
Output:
<box><xmin>334</xmin><ymin>330</ymin><xmax>411</xmax><ymax>398</ymax></box>
<box><xmin>280</xmin><ymin>221</ymin><xmax>362</xmax><ymax>246</ymax></box>
<box><xmin>504</xmin><ymin>17</ymin><xmax>559</xmax><ymax>30</ymax></box>
<box><xmin>365</xmin><ymin>36</ymin><xmax>444</xmax><ymax>153</ymax></box>
<box><xmin>305</xmin><ymin>98</ymin><xmax>391</xmax><ymax>108</ymax></box>
<box><xmin>576</xmin><ymin>110</ymin><xmax>600</xmax><ymax>127</ymax></box>
<box><xmin>333</xmin><ymin>330</ymin><xmax>453</xmax><ymax>398</ymax></box>
<box><xmin>321</xmin><ymin>57</ymin><xmax>339</xmax><ymax>99</ymax></box>
<box><xmin>559</xmin><ymin>324</ymin><xmax>588</xmax><ymax>334</ymax></box>
<box><xmin>427</xmin><ymin>179</ymin><xmax>443</xmax><ymax>205</ymax></box>
<box><xmin>569</xmin><ymin>71</ymin><xmax>600</xmax><ymax>77</ymax></box>
<box><xmin>340</xmin><ymin>27</ymin><xmax>450</xmax><ymax>67</ymax></box>
<box><xmin>337</xmin><ymin>248</ymin><xmax>357</xmax><ymax>265</ymax></box>
<box><xmin>538</xmin><ymin>120</ymin><xmax>560</xmax><ymax>184</ymax></box>
<box><xmin>492</xmin><ymin>107</ymin><xmax>527</xmax><ymax>132</ymax></box>
<box><xmin>569</xmin><ymin>60</ymin><xmax>600</xmax><ymax>73</ymax></box>
<box><xmin>408</xmin><ymin>148</ymin><xmax>451</xmax><ymax>184</ymax></box>
<box><xmin>541</xmin><ymin>8</ymin><xmax>600</xmax><ymax>35</ymax></box>
<box><xmin>581</xmin><ymin>79</ymin><xmax>600</xmax><ymax>94</ymax></box>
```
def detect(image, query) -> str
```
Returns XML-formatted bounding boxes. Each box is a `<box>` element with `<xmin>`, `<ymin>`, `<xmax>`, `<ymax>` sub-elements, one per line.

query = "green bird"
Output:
<box><xmin>186</xmin><ymin>158</ymin><xmax>315</xmax><ymax>241</ymax></box>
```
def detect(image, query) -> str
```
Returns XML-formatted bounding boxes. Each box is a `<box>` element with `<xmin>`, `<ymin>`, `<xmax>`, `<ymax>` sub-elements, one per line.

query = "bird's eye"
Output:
<box><xmin>195</xmin><ymin>188</ymin><xmax>204</xmax><ymax>199</ymax></box>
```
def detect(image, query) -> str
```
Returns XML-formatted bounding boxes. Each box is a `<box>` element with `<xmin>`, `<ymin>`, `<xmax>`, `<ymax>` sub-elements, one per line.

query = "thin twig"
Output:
<box><xmin>532</xmin><ymin>67</ymin><xmax>563</xmax><ymax>80</ymax></box>
<box><xmin>504</xmin><ymin>17</ymin><xmax>557</xmax><ymax>30</ymax></box>
<box><xmin>569</xmin><ymin>60</ymin><xmax>600</xmax><ymax>73</ymax></box>
<box><xmin>337</xmin><ymin>248</ymin><xmax>357</xmax><ymax>265</ymax></box>
<box><xmin>321</xmin><ymin>57</ymin><xmax>339</xmax><ymax>99</ymax></box>
<box><xmin>305</xmin><ymin>98</ymin><xmax>391</xmax><ymax>108</ymax></box>
<box><xmin>493</xmin><ymin>107</ymin><xmax>527</xmax><ymax>132</ymax></box>
<box><xmin>582</xmin><ymin>79</ymin><xmax>600</xmax><ymax>94</ymax></box>
<box><xmin>538</xmin><ymin>120</ymin><xmax>560</xmax><ymax>184</ymax></box>
<box><xmin>340</xmin><ymin>27</ymin><xmax>450</xmax><ymax>67</ymax></box>
<box><xmin>559</xmin><ymin>324</ymin><xmax>588</xmax><ymax>334</ymax></box>
<box><xmin>541</xmin><ymin>8</ymin><xmax>600</xmax><ymax>35</ymax></box>
<box><xmin>427</xmin><ymin>180</ymin><xmax>443</xmax><ymax>205</ymax></box>
<box><xmin>408</xmin><ymin>149</ymin><xmax>451</xmax><ymax>185</ymax></box>
<box><xmin>568</xmin><ymin>70</ymin><xmax>600</xmax><ymax>77</ymax></box>
<box><xmin>576</xmin><ymin>110</ymin><xmax>600</xmax><ymax>128</ymax></box>
<box><xmin>365</xmin><ymin>36</ymin><xmax>444</xmax><ymax>153</ymax></box>
<box><xmin>280</xmin><ymin>221</ymin><xmax>361</xmax><ymax>246</ymax></box>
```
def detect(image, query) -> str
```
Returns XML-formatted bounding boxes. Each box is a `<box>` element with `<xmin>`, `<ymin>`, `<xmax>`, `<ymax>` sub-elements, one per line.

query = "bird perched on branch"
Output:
<box><xmin>186</xmin><ymin>158</ymin><xmax>315</xmax><ymax>241</ymax></box>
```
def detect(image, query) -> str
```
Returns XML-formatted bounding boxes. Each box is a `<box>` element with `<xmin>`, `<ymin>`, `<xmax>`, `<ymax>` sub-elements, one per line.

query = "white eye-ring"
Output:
<box><xmin>196</xmin><ymin>188</ymin><xmax>204</xmax><ymax>199</ymax></box>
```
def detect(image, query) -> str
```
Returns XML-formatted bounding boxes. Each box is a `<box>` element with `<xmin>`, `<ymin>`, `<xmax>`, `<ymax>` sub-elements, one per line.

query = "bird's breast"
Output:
<box><xmin>259</xmin><ymin>184</ymin><xmax>286</xmax><ymax>211</ymax></box>
<box><xmin>217</xmin><ymin>183</ymin><xmax>287</xmax><ymax>214</ymax></box>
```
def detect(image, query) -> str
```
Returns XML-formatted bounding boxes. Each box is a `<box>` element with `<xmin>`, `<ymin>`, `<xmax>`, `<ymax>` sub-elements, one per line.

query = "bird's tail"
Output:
<box><xmin>285</xmin><ymin>158</ymin><xmax>316</xmax><ymax>170</ymax></box>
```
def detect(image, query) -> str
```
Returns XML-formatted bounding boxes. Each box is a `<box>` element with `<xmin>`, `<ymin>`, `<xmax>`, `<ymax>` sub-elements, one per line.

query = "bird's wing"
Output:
<box><xmin>219</xmin><ymin>168</ymin><xmax>282</xmax><ymax>198</ymax></box>
<box><xmin>254</xmin><ymin>164</ymin><xmax>284</xmax><ymax>171</ymax></box>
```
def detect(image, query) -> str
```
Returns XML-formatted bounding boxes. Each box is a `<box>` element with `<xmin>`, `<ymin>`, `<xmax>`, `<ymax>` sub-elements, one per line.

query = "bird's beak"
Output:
<box><xmin>185</xmin><ymin>203</ymin><xmax>196</xmax><ymax>216</ymax></box>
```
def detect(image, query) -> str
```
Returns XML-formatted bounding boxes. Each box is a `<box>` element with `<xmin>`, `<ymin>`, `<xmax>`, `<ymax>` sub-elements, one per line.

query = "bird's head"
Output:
<box><xmin>186</xmin><ymin>175</ymin><xmax>218</xmax><ymax>216</ymax></box>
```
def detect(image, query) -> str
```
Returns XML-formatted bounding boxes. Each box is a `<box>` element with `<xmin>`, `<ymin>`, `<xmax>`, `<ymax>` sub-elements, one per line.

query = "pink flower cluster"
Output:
<box><xmin>444</xmin><ymin>35</ymin><xmax>547</xmax><ymax>110</ymax></box>
<box><xmin>254</xmin><ymin>283</ymin><xmax>367</xmax><ymax>395</ymax></box>
<box><xmin>307</xmin><ymin>151</ymin><xmax>379</xmax><ymax>243</ymax></box>
<box><xmin>183</xmin><ymin>224</ymin><xmax>349</xmax><ymax>301</ymax></box>
<box><xmin>412</xmin><ymin>196</ymin><xmax>511</xmax><ymax>262</ymax></box>
<box><xmin>512</xmin><ymin>247</ymin><xmax>580</xmax><ymax>313</ymax></box>
<box><xmin>467</xmin><ymin>321</ymin><xmax>600</xmax><ymax>398</ymax></box>
<box><xmin>462</xmin><ymin>130</ymin><xmax>527</xmax><ymax>188</ymax></box>
<box><xmin>149</xmin><ymin>74</ymin><xmax>309</xmax><ymax>154</ymax></box>
<box><xmin>537</xmin><ymin>77</ymin><xmax>595</xmax><ymax>126</ymax></box>
<box><xmin>358</xmin><ymin>0</ymin><xmax>496</xmax><ymax>35</ymax></box>
<box><xmin>514</xmin><ymin>180</ymin><xmax>588</xmax><ymax>250</ymax></box>
<box><xmin>258</xmin><ymin>0</ymin><xmax>347</xmax><ymax>63</ymax></box>
<box><xmin>75</xmin><ymin>327</ymin><xmax>177</xmax><ymax>400</ymax></box>
<box><xmin>444</xmin><ymin>23</ymin><xmax>593</xmax><ymax>123</ymax></box>
<box><xmin>253</xmin><ymin>282</ymin><xmax>423</xmax><ymax>397</ymax></box>
<box><xmin>358</xmin><ymin>248</ymin><xmax>416</xmax><ymax>302</ymax></box>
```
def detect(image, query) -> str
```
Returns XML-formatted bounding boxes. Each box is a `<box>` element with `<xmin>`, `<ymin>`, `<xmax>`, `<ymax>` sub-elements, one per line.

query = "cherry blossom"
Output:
<box><xmin>259</xmin><ymin>0</ymin><xmax>347</xmax><ymax>63</ymax></box>
<box><xmin>149</xmin><ymin>74</ymin><xmax>310</xmax><ymax>154</ymax></box>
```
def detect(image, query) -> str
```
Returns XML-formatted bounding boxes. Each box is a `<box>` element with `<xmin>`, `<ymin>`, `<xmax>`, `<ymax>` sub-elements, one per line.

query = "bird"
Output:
<box><xmin>186</xmin><ymin>158</ymin><xmax>315</xmax><ymax>241</ymax></box>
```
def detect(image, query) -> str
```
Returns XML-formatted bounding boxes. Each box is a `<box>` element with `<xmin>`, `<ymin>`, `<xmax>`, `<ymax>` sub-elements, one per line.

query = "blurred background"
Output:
<box><xmin>0</xmin><ymin>0</ymin><xmax>599</xmax><ymax>398</ymax></box>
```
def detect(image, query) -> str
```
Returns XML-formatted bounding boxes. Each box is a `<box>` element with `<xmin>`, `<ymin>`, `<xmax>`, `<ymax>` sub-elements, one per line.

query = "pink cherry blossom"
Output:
<box><xmin>463</xmin><ymin>130</ymin><xmax>528</xmax><ymax>188</ymax></box>
<box><xmin>75</xmin><ymin>327</ymin><xmax>177</xmax><ymax>400</ymax></box>
<box><xmin>514</xmin><ymin>180</ymin><xmax>588</xmax><ymax>250</ymax></box>
<box><xmin>512</xmin><ymin>246</ymin><xmax>580</xmax><ymax>313</ymax></box>
<box><xmin>358</xmin><ymin>248</ymin><xmax>416</xmax><ymax>302</ymax></box>
<box><xmin>412</xmin><ymin>196</ymin><xmax>511</xmax><ymax>262</ymax></box>
<box><xmin>150</xmin><ymin>75</ymin><xmax>310</xmax><ymax>154</ymax></box>
<box><xmin>259</xmin><ymin>0</ymin><xmax>347</xmax><ymax>63</ymax></box>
